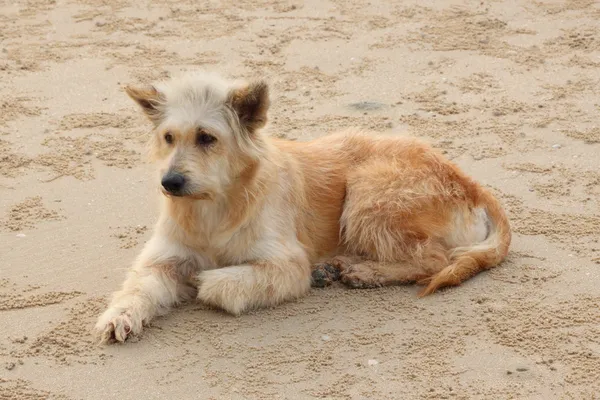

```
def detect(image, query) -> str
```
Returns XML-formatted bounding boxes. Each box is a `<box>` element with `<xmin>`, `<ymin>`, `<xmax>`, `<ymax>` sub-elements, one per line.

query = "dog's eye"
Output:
<box><xmin>196</xmin><ymin>132</ymin><xmax>217</xmax><ymax>147</ymax></box>
<box><xmin>164</xmin><ymin>132</ymin><xmax>173</xmax><ymax>144</ymax></box>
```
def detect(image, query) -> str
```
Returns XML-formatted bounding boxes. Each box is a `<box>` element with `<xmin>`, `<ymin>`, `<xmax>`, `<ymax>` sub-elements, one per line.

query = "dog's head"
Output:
<box><xmin>125</xmin><ymin>72</ymin><xmax>269</xmax><ymax>200</ymax></box>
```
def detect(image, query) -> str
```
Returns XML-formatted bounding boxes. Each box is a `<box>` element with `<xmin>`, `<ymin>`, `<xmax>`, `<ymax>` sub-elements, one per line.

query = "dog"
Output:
<box><xmin>94</xmin><ymin>72</ymin><xmax>511</xmax><ymax>344</ymax></box>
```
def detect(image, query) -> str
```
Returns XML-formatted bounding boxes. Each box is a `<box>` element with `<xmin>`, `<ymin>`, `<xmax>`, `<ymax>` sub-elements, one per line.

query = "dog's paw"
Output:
<box><xmin>311</xmin><ymin>263</ymin><xmax>341</xmax><ymax>288</ymax></box>
<box><xmin>94</xmin><ymin>310</ymin><xmax>138</xmax><ymax>344</ymax></box>
<box><xmin>197</xmin><ymin>267</ymin><xmax>254</xmax><ymax>315</ymax></box>
<box><xmin>340</xmin><ymin>265</ymin><xmax>383</xmax><ymax>289</ymax></box>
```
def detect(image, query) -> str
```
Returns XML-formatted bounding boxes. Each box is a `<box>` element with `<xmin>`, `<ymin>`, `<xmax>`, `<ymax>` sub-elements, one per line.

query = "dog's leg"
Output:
<box><xmin>339</xmin><ymin>261</ymin><xmax>431</xmax><ymax>289</ymax></box>
<box><xmin>94</xmin><ymin>236</ymin><xmax>199</xmax><ymax>344</ymax></box>
<box><xmin>336</xmin><ymin>243</ymin><xmax>449</xmax><ymax>290</ymax></box>
<box><xmin>312</xmin><ymin>256</ymin><xmax>430</xmax><ymax>289</ymax></box>
<box><xmin>196</xmin><ymin>257</ymin><xmax>311</xmax><ymax>315</ymax></box>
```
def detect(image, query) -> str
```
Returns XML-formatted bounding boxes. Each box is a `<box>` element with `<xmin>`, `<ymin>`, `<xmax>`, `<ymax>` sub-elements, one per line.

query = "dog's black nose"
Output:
<box><xmin>161</xmin><ymin>172</ymin><xmax>186</xmax><ymax>194</ymax></box>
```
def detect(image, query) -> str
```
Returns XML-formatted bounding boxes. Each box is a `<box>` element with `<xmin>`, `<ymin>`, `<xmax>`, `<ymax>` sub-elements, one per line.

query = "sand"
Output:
<box><xmin>1</xmin><ymin>0</ymin><xmax>599</xmax><ymax>399</ymax></box>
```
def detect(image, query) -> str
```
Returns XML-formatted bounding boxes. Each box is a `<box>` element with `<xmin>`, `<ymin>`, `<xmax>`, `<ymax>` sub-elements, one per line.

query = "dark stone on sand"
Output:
<box><xmin>347</xmin><ymin>101</ymin><xmax>387</xmax><ymax>111</ymax></box>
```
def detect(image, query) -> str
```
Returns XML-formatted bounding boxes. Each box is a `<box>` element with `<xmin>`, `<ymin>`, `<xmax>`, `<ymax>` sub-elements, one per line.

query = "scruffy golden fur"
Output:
<box><xmin>95</xmin><ymin>72</ymin><xmax>511</xmax><ymax>344</ymax></box>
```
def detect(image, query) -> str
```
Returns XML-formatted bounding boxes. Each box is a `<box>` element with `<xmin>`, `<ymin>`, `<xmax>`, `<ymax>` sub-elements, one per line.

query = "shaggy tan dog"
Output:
<box><xmin>95</xmin><ymin>72</ymin><xmax>511</xmax><ymax>344</ymax></box>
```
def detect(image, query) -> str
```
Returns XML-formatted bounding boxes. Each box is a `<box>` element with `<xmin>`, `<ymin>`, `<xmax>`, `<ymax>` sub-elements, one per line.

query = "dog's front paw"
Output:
<box><xmin>94</xmin><ymin>309</ymin><xmax>139</xmax><ymax>344</ymax></box>
<box><xmin>197</xmin><ymin>267</ymin><xmax>254</xmax><ymax>316</ymax></box>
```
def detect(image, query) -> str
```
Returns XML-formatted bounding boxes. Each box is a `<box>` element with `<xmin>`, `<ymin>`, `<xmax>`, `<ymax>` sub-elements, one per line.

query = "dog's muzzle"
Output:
<box><xmin>161</xmin><ymin>172</ymin><xmax>187</xmax><ymax>196</ymax></box>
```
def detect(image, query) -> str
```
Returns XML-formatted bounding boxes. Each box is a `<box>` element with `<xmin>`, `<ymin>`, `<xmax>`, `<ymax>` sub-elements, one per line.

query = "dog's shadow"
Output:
<box><xmin>136</xmin><ymin>283</ymin><xmax>425</xmax><ymax>347</ymax></box>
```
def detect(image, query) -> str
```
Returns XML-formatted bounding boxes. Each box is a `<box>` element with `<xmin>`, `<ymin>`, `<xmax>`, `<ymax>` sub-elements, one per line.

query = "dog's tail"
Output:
<box><xmin>418</xmin><ymin>190</ymin><xmax>511</xmax><ymax>296</ymax></box>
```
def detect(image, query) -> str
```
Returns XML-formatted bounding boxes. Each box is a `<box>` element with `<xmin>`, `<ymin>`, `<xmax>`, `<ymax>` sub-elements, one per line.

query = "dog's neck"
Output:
<box><xmin>159</xmin><ymin>152</ymin><xmax>277</xmax><ymax>254</ymax></box>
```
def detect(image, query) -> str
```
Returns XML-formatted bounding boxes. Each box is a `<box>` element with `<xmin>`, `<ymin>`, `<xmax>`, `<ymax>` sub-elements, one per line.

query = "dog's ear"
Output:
<box><xmin>227</xmin><ymin>80</ymin><xmax>270</xmax><ymax>133</ymax></box>
<box><xmin>124</xmin><ymin>84</ymin><xmax>165</xmax><ymax>124</ymax></box>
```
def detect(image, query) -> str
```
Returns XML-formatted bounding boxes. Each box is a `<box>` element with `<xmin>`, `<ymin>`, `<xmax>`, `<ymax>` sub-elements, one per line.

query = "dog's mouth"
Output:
<box><xmin>161</xmin><ymin>188</ymin><xmax>212</xmax><ymax>201</ymax></box>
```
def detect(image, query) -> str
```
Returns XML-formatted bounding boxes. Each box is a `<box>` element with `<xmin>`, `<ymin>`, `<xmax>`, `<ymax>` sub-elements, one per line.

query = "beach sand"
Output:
<box><xmin>1</xmin><ymin>0</ymin><xmax>599</xmax><ymax>398</ymax></box>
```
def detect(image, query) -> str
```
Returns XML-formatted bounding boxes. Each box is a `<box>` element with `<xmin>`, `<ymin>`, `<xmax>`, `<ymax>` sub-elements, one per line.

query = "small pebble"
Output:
<box><xmin>16</xmin><ymin>233</ymin><xmax>26</xmax><ymax>238</ymax></box>
<box><xmin>516</xmin><ymin>367</ymin><xmax>528</xmax><ymax>372</ymax></box>
<box><xmin>367</xmin><ymin>359</ymin><xmax>379</xmax><ymax>366</ymax></box>
<box><xmin>552</xmin><ymin>144</ymin><xmax>561</xmax><ymax>149</ymax></box>
<box><xmin>321</xmin><ymin>335</ymin><xmax>330</xmax><ymax>341</ymax></box>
